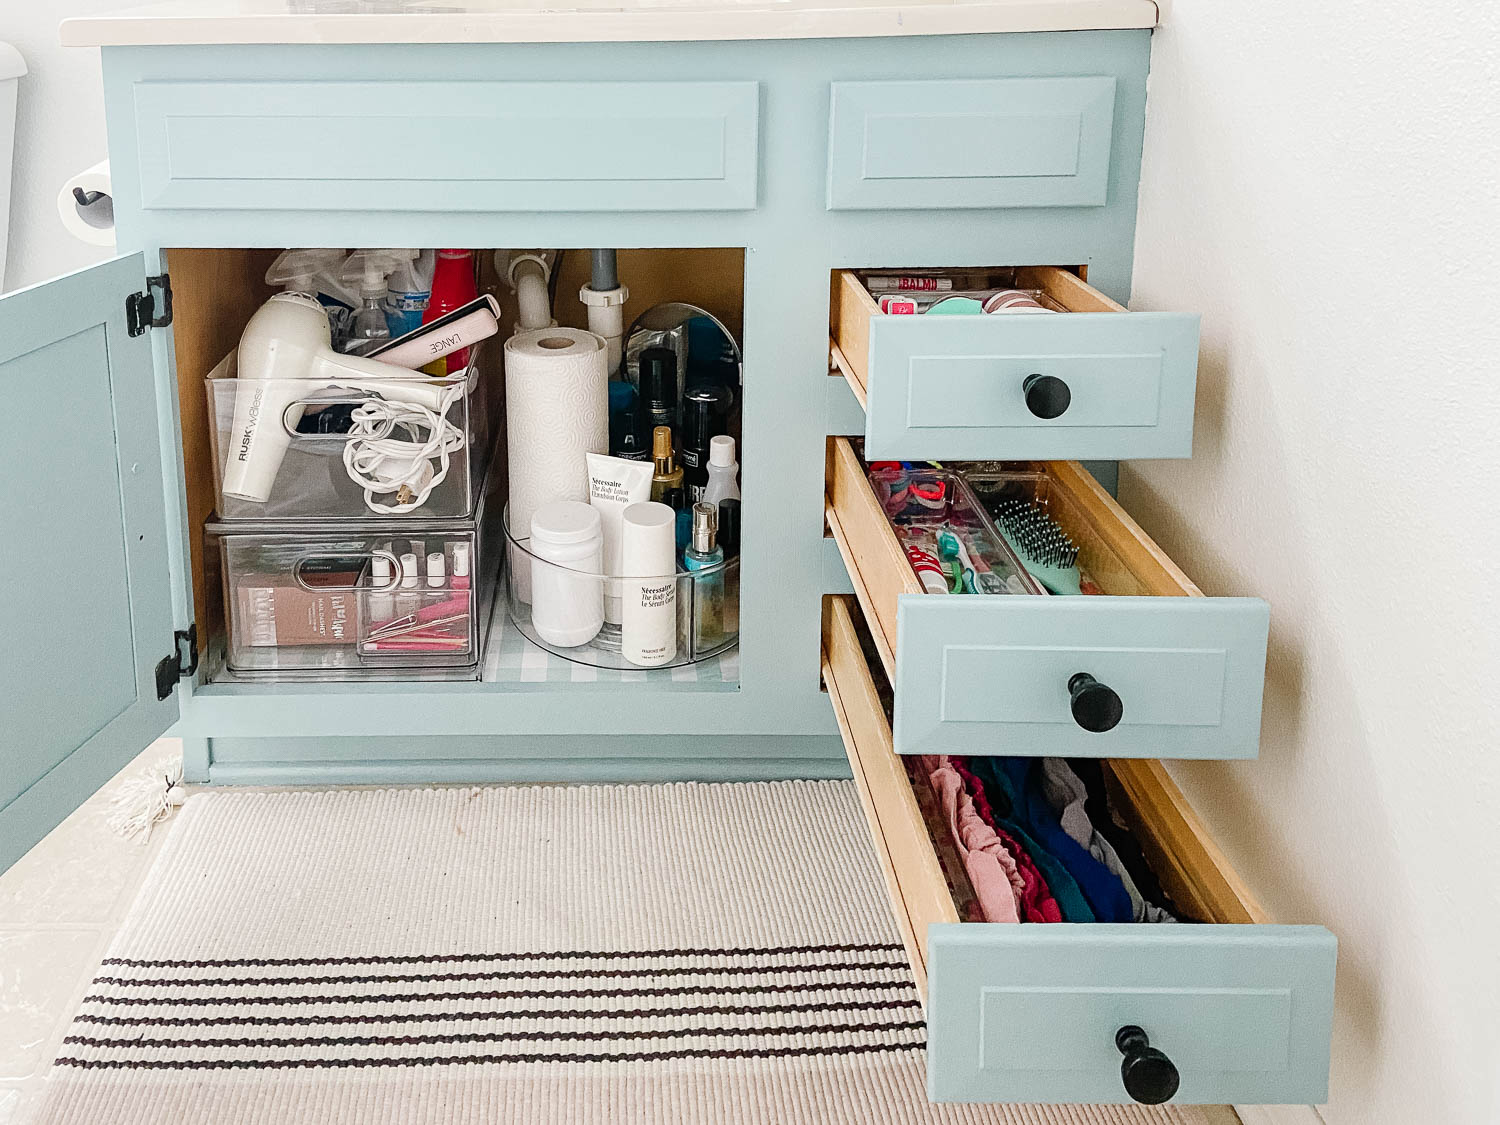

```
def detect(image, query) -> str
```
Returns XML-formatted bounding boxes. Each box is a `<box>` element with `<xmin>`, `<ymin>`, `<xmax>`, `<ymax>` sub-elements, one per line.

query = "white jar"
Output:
<box><xmin>529</xmin><ymin>501</ymin><xmax>605</xmax><ymax>648</ymax></box>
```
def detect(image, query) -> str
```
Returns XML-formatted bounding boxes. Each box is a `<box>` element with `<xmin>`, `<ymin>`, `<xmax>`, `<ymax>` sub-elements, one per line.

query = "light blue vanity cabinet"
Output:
<box><xmin>0</xmin><ymin>6</ymin><xmax>1336</xmax><ymax>1108</ymax></box>
<box><xmin>16</xmin><ymin>30</ymin><xmax>1158</xmax><ymax>795</ymax></box>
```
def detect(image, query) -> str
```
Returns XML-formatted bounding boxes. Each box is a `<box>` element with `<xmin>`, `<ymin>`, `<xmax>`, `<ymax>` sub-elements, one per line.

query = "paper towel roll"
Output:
<box><xmin>504</xmin><ymin>328</ymin><xmax>609</xmax><ymax>585</ymax></box>
<box><xmin>57</xmin><ymin>160</ymin><xmax>115</xmax><ymax>247</ymax></box>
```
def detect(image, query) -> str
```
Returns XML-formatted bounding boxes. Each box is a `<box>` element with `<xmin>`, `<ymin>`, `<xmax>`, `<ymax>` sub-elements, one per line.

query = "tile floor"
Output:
<box><xmin>0</xmin><ymin>739</ymin><xmax>182</xmax><ymax>1124</ymax></box>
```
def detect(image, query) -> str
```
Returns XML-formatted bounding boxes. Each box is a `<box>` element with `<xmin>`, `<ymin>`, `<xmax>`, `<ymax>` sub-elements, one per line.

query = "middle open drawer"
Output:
<box><xmin>826</xmin><ymin>437</ymin><xmax>1270</xmax><ymax>760</ymax></box>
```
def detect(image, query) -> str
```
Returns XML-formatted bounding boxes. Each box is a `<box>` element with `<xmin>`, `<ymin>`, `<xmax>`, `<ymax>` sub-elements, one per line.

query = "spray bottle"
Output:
<box><xmin>265</xmin><ymin>249</ymin><xmax>360</xmax><ymax>347</ymax></box>
<box><xmin>385</xmin><ymin>248</ymin><xmax>435</xmax><ymax>337</ymax></box>
<box><xmin>341</xmin><ymin>249</ymin><xmax>419</xmax><ymax>355</ymax></box>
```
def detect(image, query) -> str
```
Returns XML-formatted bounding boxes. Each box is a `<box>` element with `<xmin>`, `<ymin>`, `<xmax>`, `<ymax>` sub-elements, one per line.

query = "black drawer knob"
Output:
<box><xmin>1116</xmin><ymin>1025</ymin><xmax>1179</xmax><ymax>1105</ymax></box>
<box><xmin>1023</xmin><ymin>373</ymin><xmax>1071</xmax><ymax>419</ymax></box>
<box><xmin>1069</xmin><ymin>673</ymin><xmax>1123</xmax><ymax>733</ymax></box>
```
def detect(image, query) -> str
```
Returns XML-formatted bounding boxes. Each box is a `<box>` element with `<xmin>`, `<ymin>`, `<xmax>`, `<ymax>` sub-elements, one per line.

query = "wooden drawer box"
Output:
<box><xmin>130</xmin><ymin>80</ymin><xmax>760</xmax><ymax>213</ymax></box>
<box><xmin>829</xmin><ymin>268</ymin><xmax>1201</xmax><ymax>461</ymax></box>
<box><xmin>822</xmin><ymin>595</ymin><xmax>1337</xmax><ymax>1105</ymax></box>
<box><xmin>825</xmin><ymin>437</ymin><xmax>1270</xmax><ymax>760</ymax></box>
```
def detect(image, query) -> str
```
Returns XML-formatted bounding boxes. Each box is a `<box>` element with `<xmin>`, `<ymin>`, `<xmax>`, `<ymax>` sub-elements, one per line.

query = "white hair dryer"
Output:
<box><xmin>224</xmin><ymin>292</ymin><xmax>456</xmax><ymax>503</ymax></box>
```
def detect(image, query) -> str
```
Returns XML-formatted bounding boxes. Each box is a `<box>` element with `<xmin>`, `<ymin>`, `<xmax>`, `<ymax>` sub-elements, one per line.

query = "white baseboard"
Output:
<box><xmin>1234</xmin><ymin>1106</ymin><xmax>1326</xmax><ymax>1125</ymax></box>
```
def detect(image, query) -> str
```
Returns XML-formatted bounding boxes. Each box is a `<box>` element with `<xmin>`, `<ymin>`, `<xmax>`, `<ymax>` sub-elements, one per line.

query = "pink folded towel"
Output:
<box><xmin>926</xmin><ymin>762</ymin><xmax>1022</xmax><ymax>924</ymax></box>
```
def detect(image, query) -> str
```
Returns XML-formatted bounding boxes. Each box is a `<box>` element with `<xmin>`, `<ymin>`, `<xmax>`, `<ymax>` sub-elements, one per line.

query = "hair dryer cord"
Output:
<box><xmin>341</xmin><ymin>385</ymin><xmax>467</xmax><ymax>514</ymax></box>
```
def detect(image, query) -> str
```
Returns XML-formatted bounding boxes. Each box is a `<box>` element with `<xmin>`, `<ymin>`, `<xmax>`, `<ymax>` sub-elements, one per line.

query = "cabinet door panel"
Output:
<box><xmin>0</xmin><ymin>255</ymin><xmax>177</xmax><ymax>873</ymax></box>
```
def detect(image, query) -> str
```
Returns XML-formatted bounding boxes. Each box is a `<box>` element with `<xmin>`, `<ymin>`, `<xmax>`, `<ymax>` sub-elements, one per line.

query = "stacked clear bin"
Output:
<box><xmin>203</xmin><ymin>345</ymin><xmax>498</xmax><ymax>680</ymax></box>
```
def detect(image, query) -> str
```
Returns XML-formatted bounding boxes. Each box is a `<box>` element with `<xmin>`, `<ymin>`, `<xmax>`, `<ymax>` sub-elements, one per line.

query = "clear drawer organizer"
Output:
<box><xmin>204</xmin><ymin>343</ymin><xmax>493</xmax><ymax>522</ymax></box>
<box><xmin>503</xmin><ymin>511</ymin><xmax>739</xmax><ymax>670</ymax></box>
<box><xmin>207</xmin><ymin>493</ymin><xmax>501</xmax><ymax>679</ymax></box>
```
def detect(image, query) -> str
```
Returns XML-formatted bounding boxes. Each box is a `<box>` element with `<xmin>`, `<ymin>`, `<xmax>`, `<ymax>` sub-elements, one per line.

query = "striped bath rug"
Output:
<box><xmin>38</xmin><ymin>781</ymin><xmax>1228</xmax><ymax>1125</ymax></box>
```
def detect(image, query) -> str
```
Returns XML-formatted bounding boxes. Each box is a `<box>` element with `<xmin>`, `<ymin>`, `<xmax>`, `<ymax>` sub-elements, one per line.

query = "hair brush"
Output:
<box><xmin>987</xmin><ymin>499</ymin><xmax>1082</xmax><ymax>595</ymax></box>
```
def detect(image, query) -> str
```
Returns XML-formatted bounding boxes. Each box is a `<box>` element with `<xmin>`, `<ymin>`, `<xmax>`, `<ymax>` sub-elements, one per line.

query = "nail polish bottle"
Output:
<box><xmin>451</xmin><ymin>542</ymin><xmax>471</xmax><ymax>590</ymax></box>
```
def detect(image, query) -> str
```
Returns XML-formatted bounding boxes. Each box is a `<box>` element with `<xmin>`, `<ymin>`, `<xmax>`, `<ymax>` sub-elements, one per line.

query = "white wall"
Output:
<box><xmin>1127</xmin><ymin>3</ymin><xmax>1500</xmax><ymax>1123</ymax></box>
<box><xmin>2</xmin><ymin>2</ymin><xmax>116</xmax><ymax>292</ymax></box>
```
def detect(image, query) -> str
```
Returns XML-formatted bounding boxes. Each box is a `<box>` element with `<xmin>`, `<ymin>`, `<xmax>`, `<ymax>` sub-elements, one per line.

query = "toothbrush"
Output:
<box><xmin>987</xmin><ymin>499</ymin><xmax>1082</xmax><ymax>595</ymax></box>
<box><xmin>936</xmin><ymin>526</ymin><xmax>983</xmax><ymax>593</ymax></box>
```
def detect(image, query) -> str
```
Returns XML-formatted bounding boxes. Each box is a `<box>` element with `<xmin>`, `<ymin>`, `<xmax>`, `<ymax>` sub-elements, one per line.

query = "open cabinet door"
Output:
<box><xmin>0</xmin><ymin>255</ymin><xmax>179</xmax><ymax>874</ymax></box>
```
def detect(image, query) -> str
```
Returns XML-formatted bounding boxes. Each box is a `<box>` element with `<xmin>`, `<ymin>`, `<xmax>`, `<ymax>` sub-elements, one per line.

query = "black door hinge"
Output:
<box><xmin>154</xmin><ymin>625</ymin><xmax>199</xmax><ymax>701</ymax></box>
<box><xmin>126</xmin><ymin>273</ymin><xmax>173</xmax><ymax>338</ymax></box>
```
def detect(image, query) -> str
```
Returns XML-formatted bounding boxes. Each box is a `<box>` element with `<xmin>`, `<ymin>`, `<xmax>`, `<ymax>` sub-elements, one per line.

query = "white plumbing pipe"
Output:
<box><xmin>506</xmin><ymin>251</ymin><xmax>553</xmax><ymax>330</ymax></box>
<box><xmin>580</xmin><ymin>284</ymin><xmax>629</xmax><ymax>377</ymax></box>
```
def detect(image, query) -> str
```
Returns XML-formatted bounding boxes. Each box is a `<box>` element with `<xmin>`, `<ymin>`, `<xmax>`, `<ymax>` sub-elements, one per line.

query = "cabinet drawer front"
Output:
<box><xmin>826</xmin><ymin>77</ymin><xmax>1117</xmax><ymax>211</ymax></box>
<box><xmin>132</xmin><ymin>81</ymin><xmax>759</xmax><ymax>212</ymax></box>
<box><xmin>893</xmin><ymin>595</ymin><xmax>1269</xmax><ymax>760</ymax></box>
<box><xmin>864</xmin><ymin>310</ymin><xmax>1201</xmax><ymax>461</ymax></box>
<box><xmin>927</xmin><ymin>924</ymin><xmax>1336</xmax><ymax>1105</ymax></box>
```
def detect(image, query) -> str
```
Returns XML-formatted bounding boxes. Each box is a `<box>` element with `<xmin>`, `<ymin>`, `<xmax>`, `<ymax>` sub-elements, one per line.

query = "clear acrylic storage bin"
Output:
<box><xmin>959</xmin><ymin>469</ymin><xmax>1117</xmax><ymax>595</ymax></box>
<box><xmin>866</xmin><ymin>462</ymin><xmax>1041</xmax><ymax>596</ymax></box>
<box><xmin>207</xmin><ymin>501</ymin><xmax>499</xmax><ymax>679</ymax></box>
<box><xmin>205</xmin><ymin>343</ymin><xmax>492</xmax><ymax>522</ymax></box>
<box><xmin>503</xmin><ymin>509</ymin><xmax>739</xmax><ymax>670</ymax></box>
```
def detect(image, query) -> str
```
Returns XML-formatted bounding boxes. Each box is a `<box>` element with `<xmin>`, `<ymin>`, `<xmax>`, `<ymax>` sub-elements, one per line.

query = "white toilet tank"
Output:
<box><xmin>0</xmin><ymin>42</ymin><xmax>26</xmax><ymax>291</ymax></box>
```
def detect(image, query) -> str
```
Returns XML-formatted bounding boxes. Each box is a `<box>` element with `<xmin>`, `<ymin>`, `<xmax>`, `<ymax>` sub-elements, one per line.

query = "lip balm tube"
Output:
<box><xmin>369</xmin><ymin>546</ymin><xmax>395</xmax><ymax>623</ymax></box>
<box><xmin>397</xmin><ymin>552</ymin><xmax>421</xmax><ymax>616</ymax></box>
<box><xmin>451</xmin><ymin>542</ymin><xmax>471</xmax><ymax>590</ymax></box>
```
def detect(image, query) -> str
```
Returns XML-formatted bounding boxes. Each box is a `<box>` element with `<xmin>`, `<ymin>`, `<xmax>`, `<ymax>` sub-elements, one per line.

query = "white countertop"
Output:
<box><xmin>61</xmin><ymin>0</ymin><xmax>1158</xmax><ymax>47</ymax></box>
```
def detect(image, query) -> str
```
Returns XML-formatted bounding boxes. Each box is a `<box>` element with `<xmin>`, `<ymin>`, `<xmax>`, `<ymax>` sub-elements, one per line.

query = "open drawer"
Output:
<box><xmin>829</xmin><ymin>268</ymin><xmax>1201</xmax><ymax>462</ymax></box>
<box><xmin>822</xmin><ymin>596</ymin><xmax>1336</xmax><ymax>1106</ymax></box>
<box><xmin>826</xmin><ymin>437</ymin><xmax>1270</xmax><ymax>760</ymax></box>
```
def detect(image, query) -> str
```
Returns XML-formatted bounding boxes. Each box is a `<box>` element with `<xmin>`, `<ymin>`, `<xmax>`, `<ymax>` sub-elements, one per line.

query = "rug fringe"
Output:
<box><xmin>107</xmin><ymin>754</ymin><xmax>186</xmax><ymax>841</ymax></box>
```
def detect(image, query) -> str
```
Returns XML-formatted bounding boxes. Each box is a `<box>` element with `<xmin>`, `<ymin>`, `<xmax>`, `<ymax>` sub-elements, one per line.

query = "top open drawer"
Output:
<box><xmin>830</xmin><ymin>268</ymin><xmax>1201</xmax><ymax>461</ymax></box>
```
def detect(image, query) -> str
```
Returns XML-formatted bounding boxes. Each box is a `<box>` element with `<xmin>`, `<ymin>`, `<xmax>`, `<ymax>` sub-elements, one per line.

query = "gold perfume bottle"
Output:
<box><xmin>650</xmin><ymin>425</ymin><xmax>684</xmax><ymax>503</ymax></box>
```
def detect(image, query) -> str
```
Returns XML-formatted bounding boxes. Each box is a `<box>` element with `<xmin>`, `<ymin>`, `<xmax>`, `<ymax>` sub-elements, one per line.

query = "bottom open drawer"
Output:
<box><xmin>822</xmin><ymin>596</ymin><xmax>1336</xmax><ymax>1106</ymax></box>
